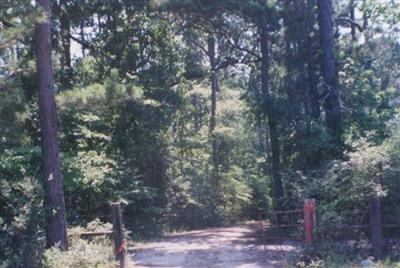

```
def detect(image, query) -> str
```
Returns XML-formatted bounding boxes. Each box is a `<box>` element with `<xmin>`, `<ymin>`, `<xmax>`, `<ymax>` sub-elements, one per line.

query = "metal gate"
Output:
<box><xmin>258</xmin><ymin>199</ymin><xmax>316</xmax><ymax>244</ymax></box>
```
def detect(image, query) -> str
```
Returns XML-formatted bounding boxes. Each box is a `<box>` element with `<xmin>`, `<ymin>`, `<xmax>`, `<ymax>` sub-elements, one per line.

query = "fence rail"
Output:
<box><xmin>79</xmin><ymin>231</ymin><xmax>113</xmax><ymax>237</ymax></box>
<box><xmin>269</xmin><ymin>224</ymin><xmax>303</xmax><ymax>228</ymax></box>
<box><xmin>259</xmin><ymin>198</ymin><xmax>400</xmax><ymax>259</ymax></box>
<box><xmin>79</xmin><ymin>203</ymin><xmax>126</xmax><ymax>268</ymax></box>
<box><xmin>258</xmin><ymin>199</ymin><xmax>315</xmax><ymax>244</ymax></box>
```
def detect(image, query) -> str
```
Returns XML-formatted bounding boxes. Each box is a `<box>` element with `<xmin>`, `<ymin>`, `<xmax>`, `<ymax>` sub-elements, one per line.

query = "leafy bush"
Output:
<box><xmin>0</xmin><ymin>147</ymin><xmax>44</xmax><ymax>268</ymax></box>
<box><xmin>43</xmin><ymin>220</ymin><xmax>116</xmax><ymax>268</ymax></box>
<box><xmin>287</xmin><ymin>114</ymin><xmax>400</xmax><ymax>234</ymax></box>
<box><xmin>43</xmin><ymin>239</ymin><xmax>116</xmax><ymax>268</ymax></box>
<box><xmin>296</xmin><ymin>241</ymin><xmax>400</xmax><ymax>268</ymax></box>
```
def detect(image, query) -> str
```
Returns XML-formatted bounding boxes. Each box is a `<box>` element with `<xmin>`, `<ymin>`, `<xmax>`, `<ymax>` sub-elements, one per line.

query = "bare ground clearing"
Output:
<box><xmin>130</xmin><ymin>222</ymin><xmax>300</xmax><ymax>268</ymax></box>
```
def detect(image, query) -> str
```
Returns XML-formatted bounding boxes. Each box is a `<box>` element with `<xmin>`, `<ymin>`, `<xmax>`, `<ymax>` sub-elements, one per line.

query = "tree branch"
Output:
<box><xmin>218</xmin><ymin>27</ymin><xmax>260</xmax><ymax>60</ymax></box>
<box><xmin>336</xmin><ymin>17</ymin><xmax>364</xmax><ymax>32</ymax></box>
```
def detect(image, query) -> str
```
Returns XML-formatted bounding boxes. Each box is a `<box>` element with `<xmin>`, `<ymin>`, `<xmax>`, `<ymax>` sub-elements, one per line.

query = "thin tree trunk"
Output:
<box><xmin>259</xmin><ymin>21</ymin><xmax>284</xmax><ymax>213</ymax></box>
<box><xmin>60</xmin><ymin>0</ymin><xmax>71</xmax><ymax>88</ymax></box>
<box><xmin>369</xmin><ymin>197</ymin><xmax>384</xmax><ymax>259</ymax></box>
<box><xmin>80</xmin><ymin>22</ymin><xmax>86</xmax><ymax>57</ymax></box>
<box><xmin>35</xmin><ymin>0</ymin><xmax>68</xmax><ymax>250</ymax></box>
<box><xmin>361</xmin><ymin>0</ymin><xmax>370</xmax><ymax>43</ymax></box>
<box><xmin>348</xmin><ymin>0</ymin><xmax>359</xmax><ymax>56</ymax></box>
<box><xmin>306</xmin><ymin>0</ymin><xmax>320</xmax><ymax>119</ymax></box>
<box><xmin>208</xmin><ymin>34</ymin><xmax>218</xmax><ymax>133</ymax></box>
<box><xmin>248</xmin><ymin>67</ymin><xmax>266</xmax><ymax>156</ymax></box>
<box><xmin>207</xmin><ymin>34</ymin><xmax>219</xmax><ymax>178</ymax></box>
<box><xmin>60</xmin><ymin>0</ymin><xmax>71</xmax><ymax>69</ymax></box>
<box><xmin>191</xmin><ymin>94</ymin><xmax>201</xmax><ymax>130</ymax></box>
<box><xmin>350</xmin><ymin>0</ymin><xmax>356</xmax><ymax>42</ymax></box>
<box><xmin>317</xmin><ymin>0</ymin><xmax>342</xmax><ymax>146</ymax></box>
<box><xmin>282</xmin><ymin>0</ymin><xmax>303</xmax><ymax>122</ymax></box>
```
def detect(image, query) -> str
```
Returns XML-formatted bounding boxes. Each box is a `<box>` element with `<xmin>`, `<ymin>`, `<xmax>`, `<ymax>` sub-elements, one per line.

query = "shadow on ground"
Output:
<box><xmin>130</xmin><ymin>222</ymin><xmax>300</xmax><ymax>268</ymax></box>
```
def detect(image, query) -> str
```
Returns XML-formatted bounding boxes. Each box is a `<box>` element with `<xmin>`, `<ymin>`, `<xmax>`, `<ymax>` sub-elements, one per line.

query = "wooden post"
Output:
<box><xmin>304</xmin><ymin>199</ymin><xmax>316</xmax><ymax>245</ymax></box>
<box><xmin>369</xmin><ymin>197</ymin><xmax>383</xmax><ymax>259</ymax></box>
<box><xmin>111</xmin><ymin>202</ymin><xmax>126</xmax><ymax>268</ymax></box>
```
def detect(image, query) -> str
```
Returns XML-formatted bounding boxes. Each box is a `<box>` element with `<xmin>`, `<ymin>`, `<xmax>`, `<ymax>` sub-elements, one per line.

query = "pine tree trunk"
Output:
<box><xmin>208</xmin><ymin>34</ymin><xmax>218</xmax><ymax>133</ymax></box>
<box><xmin>259</xmin><ymin>21</ymin><xmax>284</xmax><ymax>213</ymax></box>
<box><xmin>207</xmin><ymin>34</ymin><xmax>219</xmax><ymax>178</ymax></box>
<box><xmin>60</xmin><ymin>0</ymin><xmax>72</xmax><ymax>88</ymax></box>
<box><xmin>35</xmin><ymin>0</ymin><xmax>68</xmax><ymax>250</ymax></box>
<box><xmin>306</xmin><ymin>0</ymin><xmax>320</xmax><ymax>119</ymax></box>
<box><xmin>317</xmin><ymin>0</ymin><xmax>342</xmax><ymax>146</ymax></box>
<box><xmin>60</xmin><ymin>0</ymin><xmax>71</xmax><ymax>69</ymax></box>
<box><xmin>350</xmin><ymin>0</ymin><xmax>356</xmax><ymax>42</ymax></box>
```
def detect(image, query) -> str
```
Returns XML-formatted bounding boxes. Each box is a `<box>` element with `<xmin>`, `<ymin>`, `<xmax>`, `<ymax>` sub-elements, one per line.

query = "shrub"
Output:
<box><xmin>43</xmin><ymin>219</ymin><xmax>117</xmax><ymax>268</ymax></box>
<box><xmin>0</xmin><ymin>147</ymin><xmax>44</xmax><ymax>268</ymax></box>
<box><xmin>43</xmin><ymin>239</ymin><xmax>116</xmax><ymax>268</ymax></box>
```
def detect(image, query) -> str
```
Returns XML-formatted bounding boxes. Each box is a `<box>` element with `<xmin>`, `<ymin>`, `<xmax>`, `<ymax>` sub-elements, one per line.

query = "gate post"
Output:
<box><xmin>111</xmin><ymin>202</ymin><xmax>126</xmax><ymax>268</ymax></box>
<box><xmin>304</xmin><ymin>199</ymin><xmax>316</xmax><ymax>244</ymax></box>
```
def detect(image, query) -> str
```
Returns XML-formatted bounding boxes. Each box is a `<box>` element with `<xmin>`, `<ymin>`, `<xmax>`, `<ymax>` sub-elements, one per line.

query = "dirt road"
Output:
<box><xmin>131</xmin><ymin>222</ymin><xmax>299</xmax><ymax>268</ymax></box>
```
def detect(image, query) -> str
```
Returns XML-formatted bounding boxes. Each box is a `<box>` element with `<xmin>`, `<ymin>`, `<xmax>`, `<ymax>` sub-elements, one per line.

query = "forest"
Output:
<box><xmin>1</xmin><ymin>0</ymin><xmax>400</xmax><ymax>267</ymax></box>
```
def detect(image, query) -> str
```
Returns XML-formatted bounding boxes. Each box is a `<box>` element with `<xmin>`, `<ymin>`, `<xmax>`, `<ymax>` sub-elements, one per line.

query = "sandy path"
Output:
<box><xmin>130</xmin><ymin>222</ymin><xmax>299</xmax><ymax>268</ymax></box>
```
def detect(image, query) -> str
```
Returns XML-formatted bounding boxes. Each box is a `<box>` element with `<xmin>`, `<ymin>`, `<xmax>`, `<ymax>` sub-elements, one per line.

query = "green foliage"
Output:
<box><xmin>43</xmin><ymin>220</ymin><xmax>116</xmax><ymax>268</ymax></box>
<box><xmin>296</xmin><ymin>241</ymin><xmax>400</xmax><ymax>268</ymax></box>
<box><xmin>55</xmin><ymin>63</ymin><xmax>182</xmax><ymax>235</ymax></box>
<box><xmin>164</xmin><ymin>81</ymin><xmax>270</xmax><ymax>229</ymax></box>
<box><xmin>0</xmin><ymin>85</ymin><xmax>28</xmax><ymax>150</ymax></box>
<box><xmin>290</xmin><ymin>112</ymin><xmax>400</xmax><ymax>232</ymax></box>
<box><xmin>0</xmin><ymin>147</ymin><xmax>43</xmax><ymax>268</ymax></box>
<box><xmin>43</xmin><ymin>240</ymin><xmax>116</xmax><ymax>268</ymax></box>
<box><xmin>1</xmin><ymin>0</ymin><xmax>400</xmax><ymax>265</ymax></box>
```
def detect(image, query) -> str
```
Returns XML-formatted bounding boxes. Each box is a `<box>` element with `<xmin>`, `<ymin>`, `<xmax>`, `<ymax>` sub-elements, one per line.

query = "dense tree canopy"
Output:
<box><xmin>1</xmin><ymin>0</ymin><xmax>400</xmax><ymax>266</ymax></box>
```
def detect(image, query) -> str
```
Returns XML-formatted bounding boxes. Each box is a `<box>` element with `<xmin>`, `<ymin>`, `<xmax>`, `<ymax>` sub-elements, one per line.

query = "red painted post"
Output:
<box><xmin>304</xmin><ymin>199</ymin><xmax>316</xmax><ymax>244</ymax></box>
